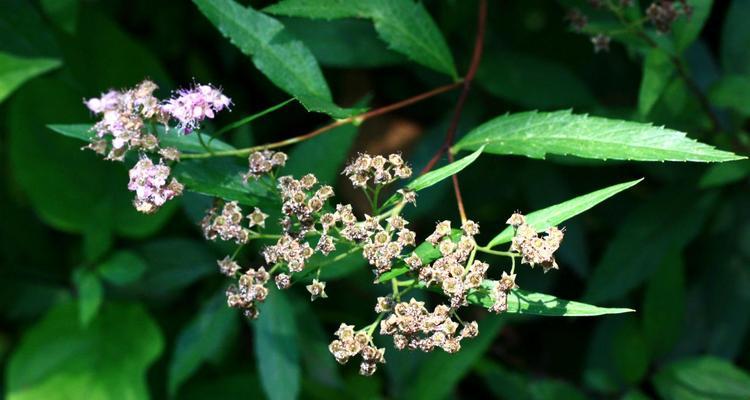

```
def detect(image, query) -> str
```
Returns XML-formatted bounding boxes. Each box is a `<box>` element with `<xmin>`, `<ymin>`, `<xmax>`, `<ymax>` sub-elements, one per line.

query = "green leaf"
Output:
<box><xmin>6</xmin><ymin>302</ymin><xmax>163</xmax><ymax>400</ymax></box>
<box><xmin>282</xmin><ymin>18</ymin><xmax>402</xmax><ymax>68</ymax></box>
<box><xmin>404</xmin><ymin>317</ymin><xmax>504</xmax><ymax>400</ymax></box>
<box><xmin>708</xmin><ymin>75</ymin><xmax>750</xmax><ymax>116</ymax></box>
<box><xmin>699</xmin><ymin>159</ymin><xmax>750</xmax><ymax>188</ymax></box>
<box><xmin>266</xmin><ymin>0</ymin><xmax>457</xmax><ymax>78</ymax></box>
<box><xmin>134</xmin><ymin>238</ymin><xmax>217</xmax><ymax>294</ymax></box>
<box><xmin>486</xmin><ymin>179</ymin><xmax>642</xmax><ymax>248</ymax></box>
<box><xmin>642</xmin><ymin>251</ymin><xmax>685</xmax><ymax>357</ymax></box>
<box><xmin>468</xmin><ymin>285</ymin><xmax>634</xmax><ymax>316</ymax></box>
<box><xmin>0</xmin><ymin>53</ymin><xmax>61</xmax><ymax>103</ymax></box>
<box><xmin>612</xmin><ymin>316</ymin><xmax>650</xmax><ymax>384</ymax></box>
<box><xmin>638</xmin><ymin>49</ymin><xmax>674</xmax><ymax>116</ymax></box>
<box><xmin>585</xmin><ymin>191</ymin><xmax>716</xmax><ymax>304</ymax></box>
<box><xmin>169</xmin><ymin>290</ymin><xmax>238</xmax><ymax>396</ymax></box>
<box><xmin>383</xmin><ymin>146</ymin><xmax>484</xmax><ymax>208</ymax></box>
<box><xmin>97</xmin><ymin>250</ymin><xmax>148</xmax><ymax>286</ymax></box>
<box><xmin>476</xmin><ymin>50</ymin><xmax>597</xmax><ymax>109</ymax></box>
<box><xmin>452</xmin><ymin>110</ymin><xmax>744</xmax><ymax>162</ymax></box>
<box><xmin>254</xmin><ymin>288</ymin><xmax>301</xmax><ymax>400</ymax></box>
<box><xmin>72</xmin><ymin>269</ymin><xmax>103</xmax><ymax>326</ymax></box>
<box><xmin>39</xmin><ymin>0</ymin><xmax>79</xmax><ymax>34</ymax></box>
<box><xmin>48</xmin><ymin>123</ymin><xmax>236</xmax><ymax>153</ymax></box>
<box><xmin>653</xmin><ymin>357</ymin><xmax>750</xmax><ymax>400</ymax></box>
<box><xmin>672</xmin><ymin>0</ymin><xmax>713</xmax><ymax>52</ymax></box>
<box><xmin>527</xmin><ymin>380</ymin><xmax>587</xmax><ymax>400</ymax></box>
<box><xmin>193</xmin><ymin>0</ymin><xmax>358</xmax><ymax>118</ymax></box>
<box><xmin>173</xmin><ymin>158</ymin><xmax>274</xmax><ymax>206</ymax></box>
<box><xmin>285</xmin><ymin>124</ymin><xmax>359</xmax><ymax>184</ymax></box>
<box><xmin>721</xmin><ymin>0</ymin><xmax>750</xmax><ymax>74</ymax></box>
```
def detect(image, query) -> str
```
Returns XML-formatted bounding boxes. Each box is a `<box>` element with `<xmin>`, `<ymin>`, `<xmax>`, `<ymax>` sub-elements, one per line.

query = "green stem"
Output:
<box><xmin>211</xmin><ymin>98</ymin><xmax>294</xmax><ymax>140</ymax></box>
<box><xmin>366</xmin><ymin>313</ymin><xmax>386</xmax><ymax>337</ymax></box>
<box><xmin>475</xmin><ymin>246</ymin><xmax>519</xmax><ymax>257</ymax></box>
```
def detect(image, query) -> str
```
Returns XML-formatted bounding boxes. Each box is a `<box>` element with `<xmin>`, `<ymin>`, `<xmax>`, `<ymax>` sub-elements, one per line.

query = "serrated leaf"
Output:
<box><xmin>452</xmin><ymin>110</ymin><xmax>744</xmax><ymax>162</ymax></box>
<box><xmin>169</xmin><ymin>290</ymin><xmax>238</xmax><ymax>396</ymax></box>
<box><xmin>6</xmin><ymin>302</ymin><xmax>163</xmax><ymax>400</ymax></box>
<box><xmin>585</xmin><ymin>190</ymin><xmax>716</xmax><ymax>304</ymax></box>
<box><xmin>97</xmin><ymin>250</ymin><xmax>147</xmax><ymax>286</ymax></box>
<box><xmin>653</xmin><ymin>357</ymin><xmax>750</xmax><ymax>400</ymax></box>
<box><xmin>468</xmin><ymin>284</ymin><xmax>634</xmax><ymax>316</ymax></box>
<box><xmin>193</xmin><ymin>0</ymin><xmax>358</xmax><ymax>118</ymax></box>
<box><xmin>0</xmin><ymin>53</ymin><xmax>61</xmax><ymax>103</ymax></box>
<box><xmin>254</xmin><ymin>288</ymin><xmax>300</xmax><ymax>400</ymax></box>
<box><xmin>48</xmin><ymin>123</ymin><xmax>235</xmax><ymax>153</ymax></box>
<box><xmin>383</xmin><ymin>147</ymin><xmax>483</xmax><ymax>208</ymax></box>
<box><xmin>266</xmin><ymin>0</ymin><xmax>457</xmax><ymax>78</ymax></box>
<box><xmin>486</xmin><ymin>179</ymin><xmax>642</xmax><ymax>248</ymax></box>
<box><xmin>638</xmin><ymin>49</ymin><xmax>674</xmax><ymax>116</ymax></box>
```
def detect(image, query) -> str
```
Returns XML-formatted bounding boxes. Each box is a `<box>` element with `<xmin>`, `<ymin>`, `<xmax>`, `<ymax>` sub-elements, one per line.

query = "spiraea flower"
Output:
<box><xmin>646</xmin><ymin>0</ymin><xmax>692</xmax><ymax>33</ymax></box>
<box><xmin>343</xmin><ymin>152</ymin><xmax>412</xmax><ymax>188</ymax></box>
<box><xmin>565</xmin><ymin>9</ymin><xmax>588</xmax><ymax>32</ymax></box>
<box><xmin>306</xmin><ymin>279</ymin><xmax>328</xmax><ymax>301</ymax></box>
<box><xmin>85</xmin><ymin>80</ymin><xmax>164</xmax><ymax>160</ymax></box>
<box><xmin>127</xmin><ymin>157</ymin><xmax>183</xmax><ymax>214</ymax></box>
<box><xmin>201</xmin><ymin>201</ymin><xmax>251</xmax><ymax>244</ymax></box>
<box><xmin>217</xmin><ymin>256</ymin><xmax>241</xmax><ymax>277</ymax></box>
<box><xmin>507</xmin><ymin>213</ymin><xmax>565</xmax><ymax>272</ymax></box>
<box><xmin>247</xmin><ymin>207</ymin><xmax>269</xmax><ymax>228</ymax></box>
<box><xmin>379</xmin><ymin>299</ymin><xmax>477</xmax><ymax>353</ymax></box>
<box><xmin>591</xmin><ymin>34</ymin><xmax>611</xmax><ymax>53</ymax></box>
<box><xmin>489</xmin><ymin>271</ymin><xmax>518</xmax><ymax>314</ymax></box>
<box><xmin>226</xmin><ymin>266</ymin><xmax>270</xmax><ymax>319</ymax></box>
<box><xmin>328</xmin><ymin>323</ymin><xmax>386</xmax><ymax>376</ymax></box>
<box><xmin>162</xmin><ymin>83</ymin><xmax>231</xmax><ymax>133</ymax></box>
<box><xmin>244</xmin><ymin>150</ymin><xmax>287</xmax><ymax>181</ymax></box>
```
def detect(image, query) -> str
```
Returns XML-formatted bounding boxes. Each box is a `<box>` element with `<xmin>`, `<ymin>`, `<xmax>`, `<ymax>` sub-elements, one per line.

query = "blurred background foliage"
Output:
<box><xmin>1</xmin><ymin>0</ymin><xmax>750</xmax><ymax>399</ymax></box>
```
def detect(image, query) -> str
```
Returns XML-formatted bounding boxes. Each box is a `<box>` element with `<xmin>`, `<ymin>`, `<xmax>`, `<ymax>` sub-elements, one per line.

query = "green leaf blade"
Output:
<box><xmin>468</xmin><ymin>286</ymin><xmax>634</xmax><ymax>317</ymax></box>
<box><xmin>0</xmin><ymin>53</ymin><xmax>61</xmax><ymax>103</ymax></box>
<box><xmin>453</xmin><ymin>110</ymin><xmax>745</xmax><ymax>162</ymax></box>
<box><xmin>254</xmin><ymin>289</ymin><xmax>300</xmax><ymax>400</ymax></box>
<box><xmin>487</xmin><ymin>178</ymin><xmax>642</xmax><ymax>248</ymax></box>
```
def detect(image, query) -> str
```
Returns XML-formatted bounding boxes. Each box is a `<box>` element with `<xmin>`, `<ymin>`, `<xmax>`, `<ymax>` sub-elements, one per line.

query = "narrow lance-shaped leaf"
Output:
<box><xmin>452</xmin><ymin>110</ymin><xmax>745</xmax><ymax>162</ymax></box>
<box><xmin>193</xmin><ymin>0</ymin><xmax>359</xmax><ymax>118</ymax></box>
<box><xmin>486</xmin><ymin>178</ymin><xmax>643</xmax><ymax>249</ymax></box>
<box><xmin>382</xmin><ymin>146</ymin><xmax>483</xmax><ymax>208</ymax></box>
<box><xmin>468</xmin><ymin>283</ymin><xmax>634</xmax><ymax>317</ymax></box>
<box><xmin>0</xmin><ymin>52</ymin><xmax>61</xmax><ymax>103</ymax></box>
<box><xmin>265</xmin><ymin>0</ymin><xmax>457</xmax><ymax>78</ymax></box>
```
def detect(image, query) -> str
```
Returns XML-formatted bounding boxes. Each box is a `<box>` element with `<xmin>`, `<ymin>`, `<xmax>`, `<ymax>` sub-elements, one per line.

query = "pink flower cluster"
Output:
<box><xmin>162</xmin><ymin>84</ymin><xmax>231</xmax><ymax>133</ymax></box>
<box><xmin>127</xmin><ymin>157</ymin><xmax>184</xmax><ymax>214</ymax></box>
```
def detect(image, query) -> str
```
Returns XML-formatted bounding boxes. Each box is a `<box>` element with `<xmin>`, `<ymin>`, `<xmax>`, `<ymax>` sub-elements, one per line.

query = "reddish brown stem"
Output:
<box><xmin>422</xmin><ymin>0</ymin><xmax>488</xmax><ymax>222</ymax></box>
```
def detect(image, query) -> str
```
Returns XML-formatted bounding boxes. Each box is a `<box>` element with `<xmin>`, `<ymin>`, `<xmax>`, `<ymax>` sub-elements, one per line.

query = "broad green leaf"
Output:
<box><xmin>475</xmin><ymin>359</ymin><xmax>530</xmax><ymax>400</ymax></box>
<box><xmin>404</xmin><ymin>317</ymin><xmax>504</xmax><ymax>400</ymax></box>
<box><xmin>487</xmin><ymin>179</ymin><xmax>642</xmax><ymax>248</ymax></box>
<box><xmin>612</xmin><ymin>316</ymin><xmax>650</xmax><ymax>384</ymax></box>
<box><xmin>9</xmin><ymin>78</ymin><xmax>175</xmax><ymax>237</ymax></box>
<box><xmin>266</xmin><ymin>0</ymin><xmax>457</xmax><ymax>78</ymax></box>
<box><xmin>169</xmin><ymin>290</ymin><xmax>238</xmax><ymax>396</ymax></box>
<box><xmin>48</xmin><ymin>123</ymin><xmax>236</xmax><ymax>153</ymax></box>
<box><xmin>476</xmin><ymin>50</ymin><xmax>597</xmax><ymax>109</ymax></box>
<box><xmin>638</xmin><ymin>49</ymin><xmax>674</xmax><ymax>116</ymax></box>
<box><xmin>173</xmin><ymin>158</ymin><xmax>274</xmax><ymax>206</ymax></box>
<box><xmin>254</xmin><ymin>288</ymin><xmax>301</xmax><ymax>400</ymax></box>
<box><xmin>285</xmin><ymin>124</ymin><xmax>359</xmax><ymax>184</ymax></box>
<box><xmin>6</xmin><ymin>302</ymin><xmax>163</xmax><ymax>400</ymax></box>
<box><xmin>672</xmin><ymin>0</ymin><xmax>713</xmax><ymax>52</ymax></box>
<box><xmin>134</xmin><ymin>238</ymin><xmax>217</xmax><ymax>294</ymax></box>
<box><xmin>721</xmin><ymin>0</ymin><xmax>750</xmax><ymax>74</ymax></box>
<box><xmin>0</xmin><ymin>53</ymin><xmax>60</xmax><ymax>103</ymax></box>
<box><xmin>282</xmin><ymin>18</ymin><xmax>402</xmax><ymax>67</ymax></box>
<box><xmin>642</xmin><ymin>251</ymin><xmax>684</xmax><ymax>357</ymax></box>
<box><xmin>653</xmin><ymin>357</ymin><xmax>750</xmax><ymax>400</ymax></box>
<box><xmin>72</xmin><ymin>269</ymin><xmax>103</xmax><ymax>326</ymax></box>
<box><xmin>193</xmin><ymin>0</ymin><xmax>357</xmax><ymax>118</ymax></box>
<box><xmin>452</xmin><ymin>110</ymin><xmax>744</xmax><ymax>162</ymax></box>
<box><xmin>97</xmin><ymin>250</ymin><xmax>148</xmax><ymax>286</ymax></box>
<box><xmin>708</xmin><ymin>75</ymin><xmax>750</xmax><ymax>116</ymax></box>
<box><xmin>585</xmin><ymin>191</ymin><xmax>716</xmax><ymax>304</ymax></box>
<box><xmin>468</xmin><ymin>285</ymin><xmax>634</xmax><ymax>316</ymax></box>
<box><xmin>39</xmin><ymin>0</ymin><xmax>79</xmax><ymax>34</ymax></box>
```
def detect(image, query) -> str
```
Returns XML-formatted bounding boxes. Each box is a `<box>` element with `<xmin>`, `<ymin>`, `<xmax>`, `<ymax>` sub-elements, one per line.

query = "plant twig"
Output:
<box><xmin>181</xmin><ymin>82</ymin><xmax>462</xmax><ymax>160</ymax></box>
<box><xmin>421</xmin><ymin>0</ymin><xmax>488</xmax><ymax>223</ymax></box>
